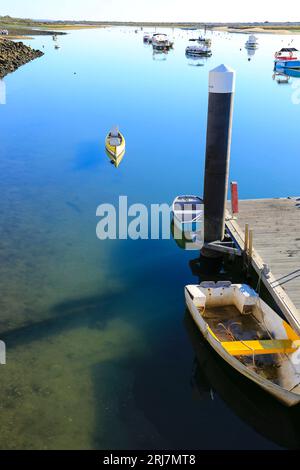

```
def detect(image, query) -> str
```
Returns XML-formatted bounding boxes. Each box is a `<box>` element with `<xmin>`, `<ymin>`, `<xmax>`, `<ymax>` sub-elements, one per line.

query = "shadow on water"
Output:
<box><xmin>185</xmin><ymin>313</ymin><xmax>300</xmax><ymax>449</ymax></box>
<box><xmin>1</xmin><ymin>291</ymin><xmax>118</xmax><ymax>348</ymax></box>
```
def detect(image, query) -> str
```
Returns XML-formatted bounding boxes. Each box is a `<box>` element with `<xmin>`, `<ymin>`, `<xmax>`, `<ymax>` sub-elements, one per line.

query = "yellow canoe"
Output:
<box><xmin>105</xmin><ymin>148</ymin><xmax>125</xmax><ymax>168</ymax></box>
<box><xmin>105</xmin><ymin>130</ymin><xmax>126</xmax><ymax>159</ymax></box>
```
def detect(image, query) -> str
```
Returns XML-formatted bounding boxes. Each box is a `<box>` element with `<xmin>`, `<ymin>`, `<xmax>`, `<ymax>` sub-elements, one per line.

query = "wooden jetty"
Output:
<box><xmin>225</xmin><ymin>197</ymin><xmax>300</xmax><ymax>333</ymax></box>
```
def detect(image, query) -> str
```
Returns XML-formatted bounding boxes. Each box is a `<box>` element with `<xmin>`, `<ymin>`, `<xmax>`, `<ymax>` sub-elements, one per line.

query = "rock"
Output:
<box><xmin>0</xmin><ymin>38</ymin><xmax>44</xmax><ymax>79</ymax></box>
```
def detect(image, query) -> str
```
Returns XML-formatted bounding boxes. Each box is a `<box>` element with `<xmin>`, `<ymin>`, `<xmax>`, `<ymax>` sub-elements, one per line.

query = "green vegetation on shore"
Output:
<box><xmin>1</xmin><ymin>15</ymin><xmax>300</xmax><ymax>38</ymax></box>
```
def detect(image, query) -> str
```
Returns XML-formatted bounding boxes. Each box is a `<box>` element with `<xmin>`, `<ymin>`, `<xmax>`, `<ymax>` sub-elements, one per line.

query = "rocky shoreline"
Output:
<box><xmin>0</xmin><ymin>39</ymin><xmax>44</xmax><ymax>79</ymax></box>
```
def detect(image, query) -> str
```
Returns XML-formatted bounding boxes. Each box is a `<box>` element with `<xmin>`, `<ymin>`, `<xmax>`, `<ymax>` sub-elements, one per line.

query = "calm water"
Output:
<box><xmin>0</xmin><ymin>27</ymin><xmax>300</xmax><ymax>450</ymax></box>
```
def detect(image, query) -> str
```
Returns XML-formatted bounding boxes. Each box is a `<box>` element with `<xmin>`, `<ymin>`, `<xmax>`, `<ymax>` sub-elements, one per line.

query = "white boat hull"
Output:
<box><xmin>275</xmin><ymin>60</ymin><xmax>300</xmax><ymax>70</ymax></box>
<box><xmin>185</xmin><ymin>284</ymin><xmax>300</xmax><ymax>407</ymax></box>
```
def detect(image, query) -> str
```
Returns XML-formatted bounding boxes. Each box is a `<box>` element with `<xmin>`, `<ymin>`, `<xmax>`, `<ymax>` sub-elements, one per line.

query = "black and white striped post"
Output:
<box><xmin>202</xmin><ymin>64</ymin><xmax>236</xmax><ymax>253</ymax></box>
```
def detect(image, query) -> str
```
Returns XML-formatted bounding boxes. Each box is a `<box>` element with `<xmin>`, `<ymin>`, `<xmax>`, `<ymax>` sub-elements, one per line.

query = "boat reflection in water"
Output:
<box><xmin>274</xmin><ymin>67</ymin><xmax>300</xmax><ymax>79</ymax></box>
<box><xmin>0</xmin><ymin>79</ymin><xmax>6</xmax><ymax>105</ymax></box>
<box><xmin>272</xmin><ymin>71</ymin><xmax>290</xmax><ymax>84</ymax></box>
<box><xmin>105</xmin><ymin>148</ymin><xmax>125</xmax><ymax>168</ymax></box>
<box><xmin>184</xmin><ymin>312</ymin><xmax>300</xmax><ymax>449</ymax></box>
<box><xmin>186</xmin><ymin>56</ymin><xmax>205</xmax><ymax>67</ymax></box>
<box><xmin>152</xmin><ymin>49</ymin><xmax>168</xmax><ymax>61</ymax></box>
<box><xmin>272</xmin><ymin>67</ymin><xmax>300</xmax><ymax>85</ymax></box>
<box><xmin>246</xmin><ymin>48</ymin><xmax>256</xmax><ymax>60</ymax></box>
<box><xmin>170</xmin><ymin>219</ymin><xmax>203</xmax><ymax>251</ymax></box>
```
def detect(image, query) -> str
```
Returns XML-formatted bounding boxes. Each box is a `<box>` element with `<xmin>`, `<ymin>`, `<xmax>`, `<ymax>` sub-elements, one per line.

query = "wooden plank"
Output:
<box><xmin>225</xmin><ymin>197</ymin><xmax>300</xmax><ymax>333</ymax></box>
<box><xmin>221</xmin><ymin>339</ymin><xmax>297</xmax><ymax>356</ymax></box>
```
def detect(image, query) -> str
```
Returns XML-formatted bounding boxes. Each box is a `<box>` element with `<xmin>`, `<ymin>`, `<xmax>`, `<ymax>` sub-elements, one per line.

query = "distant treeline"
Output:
<box><xmin>1</xmin><ymin>15</ymin><xmax>300</xmax><ymax>29</ymax></box>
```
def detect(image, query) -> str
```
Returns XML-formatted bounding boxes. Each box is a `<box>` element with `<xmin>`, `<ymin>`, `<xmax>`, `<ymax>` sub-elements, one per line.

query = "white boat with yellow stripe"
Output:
<box><xmin>105</xmin><ymin>126</ymin><xmax>126</xmax><ymax>161</ymax></box>
<box><xmin>185</xmin><ymin>282</ymin><xmax>300</xmax><ymax>406</ymax></box>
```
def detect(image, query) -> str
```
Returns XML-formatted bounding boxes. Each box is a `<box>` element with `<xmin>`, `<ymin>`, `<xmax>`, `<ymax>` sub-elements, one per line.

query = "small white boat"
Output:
<box><xmin>172</xmin><ymin>195</ymin><xmax>203</xmax><ymax>232</ymax></box>
<box><xmin>185</xmin><ymin>282</ymin><xmax>300</xmax><ymax>407</ymax></box>
<box><xmin>198</xmin><ymin>36</ymin><xmax>211</xmax><ymax>47</ymax></box>
<box><xmin>275</xmin><ymin>48</ymin><xmax>300</xmax><ymax>70</ymax></box>
<box><xmin>273</xmin><ymin>72</ymin><xmax>290</xmax><ymax>84</ymax></box>
<box><xmin>185</xmin><ymin>44</ymin><xmax>212</xmax><ymax>57</ymax></box>
<box><xmin>143</xmin><ymin>33</ymin><xmax>152</xmax><ymax>44</ymax></box>
<box><xmin>152</xmin><ymin>33</ymin><xmax>173</xmax><ymax>50</ymax></box>
<box><xmin>245</xmin><ymin>35</ymin><xmax>258</xmax><ymax>49</ymax></box>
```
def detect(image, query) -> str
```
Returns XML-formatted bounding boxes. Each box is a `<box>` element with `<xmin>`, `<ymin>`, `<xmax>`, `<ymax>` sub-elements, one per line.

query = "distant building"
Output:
<box><xmin>0</xmin><ymin>30</ymin><xmax>9</xmax><ymax>35</ymax></box>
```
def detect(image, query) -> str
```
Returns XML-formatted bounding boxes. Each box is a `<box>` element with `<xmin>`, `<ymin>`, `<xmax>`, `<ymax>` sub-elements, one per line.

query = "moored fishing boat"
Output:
<box><xmin>105</xmin><ymin>126</ymin><xmax>126</xmax><ymax>160</ymax></box>
<box><xmin>152</xmin><ymin>33</ymin><xmax>173</xmax><ymax>51</ymax></box>
<box><xmin>172</xmin><ymin>195</ymin><xmax>203</xmax><ymax>232</ymax></box>
<box><xmin>245</xmin><ymin>35</ymin><xmax>258</xmax><ymax>49</ymax></box>
<box><xmin>275</xmin><ymin>48</ymin><xmax>300</xmax><ymax>70</ymax></box>
<box><xmin>198</xmin><ymin>36</ymin><xmax>211</xmax><ymax>47</ymax></box>
<box><xmin>143</xmin><ymin>33</ymin><xmax>152</xmax><ymax>44</ymax></box>
<box><xmin>185</xmin><ymin>44</ymin><xmax>212</xmax><ymax>57</ymax></box>
<box><xmin>185</xmin><ymin>282</ymin><xmax>300</xmax><ymax>406</ymax></box>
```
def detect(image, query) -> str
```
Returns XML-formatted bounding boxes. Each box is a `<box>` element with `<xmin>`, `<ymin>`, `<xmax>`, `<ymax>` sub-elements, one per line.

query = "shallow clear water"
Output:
<box><xmin>0</xmin><ymin>27</ymin><xmax>300</xmax><ymax>449</ymax></box>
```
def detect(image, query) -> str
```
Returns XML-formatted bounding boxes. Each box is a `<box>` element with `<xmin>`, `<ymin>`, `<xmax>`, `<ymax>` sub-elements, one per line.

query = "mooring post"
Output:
<box><xmin>230</xmin><ymin>181</ymin><xmax>239</xmax><ymax>216</ymax></box>
<box><xmin>202</xmin><ymin>64</ymin><xmax>236</xmax><ymax>253</ymax></box>
<box><xmin>244</xmin><ymin>223</ymin><xmax>249</xmax><ymax>253</ymax></box>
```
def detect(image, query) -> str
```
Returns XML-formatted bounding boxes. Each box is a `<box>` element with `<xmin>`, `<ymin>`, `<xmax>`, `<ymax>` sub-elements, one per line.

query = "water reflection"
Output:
<box><xmin>170</xmin><ymin>219</ymin><xmax>201</xmax><ymax>250</ymax></box>
<box><xmin>186</xmin><ymin>56</ymin><xmax>205</xmax><ymax>67</ymax></box>
<box><xmin>274</xmin><ymin>67</ymin><xmax>300</xmax><ymax>79</ymax></box>
<box><xmin>2</xmin><ymin>25</ymin><xmax>300</xmax><ymax>449</ymax></box>
<box><xmin>272</xmin><ymin>67</ymin><xmax>300</xmax><ymax>86</ymax></box>
<box><xmin>246</xmin><ymin>48</ymin><xmax>257</xmax><ymax>60</ymax></box>
<box><xmin>185</xmin><ymin>313</ymin><xmax>300</xmax><ymax>449</ymax></box>
<box><xmin>272</xmin><ymin>71</ymin><xmax>290</xmax><ymax>84</ymax></box>
<box><xmin>152</xmin><ymin>50</ymin><xmax>168</xmax><ymax>61</ymax></box>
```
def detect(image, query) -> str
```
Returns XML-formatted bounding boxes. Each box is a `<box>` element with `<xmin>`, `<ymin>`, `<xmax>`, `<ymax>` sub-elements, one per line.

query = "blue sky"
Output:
<box><xmin>1</xmin><ymin>0</ymin><xmax>300</xmax><ymax>22</ymax></box>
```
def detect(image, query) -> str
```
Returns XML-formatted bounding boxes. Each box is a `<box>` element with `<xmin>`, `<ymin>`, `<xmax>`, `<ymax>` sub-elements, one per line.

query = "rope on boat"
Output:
<box><xmin>256</xmin><ymin>266</ymin><xmax>300</xmax><ymax>290</ymax></box>
<box><xmin>218</xmin><ymin>322</ymin><xmax>256</xmax><ymax>367</ymax></box>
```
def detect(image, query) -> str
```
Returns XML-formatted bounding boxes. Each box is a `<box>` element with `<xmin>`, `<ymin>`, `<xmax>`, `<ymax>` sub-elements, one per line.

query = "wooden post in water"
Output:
<box><xmin>248</xmin><ymin>229</ymin><xmax>253</xmax><ymax>260</ymax></box>
<box><xmin>244</xmin><ymin>224</ymin><xmax>249</xmax><ymax>253</ymax></box>
<box><xmin>202</xmin><ymin>65</ymin><xmax>236</xmax><ymax>256</ymax></box>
